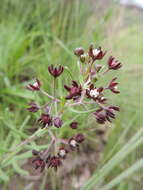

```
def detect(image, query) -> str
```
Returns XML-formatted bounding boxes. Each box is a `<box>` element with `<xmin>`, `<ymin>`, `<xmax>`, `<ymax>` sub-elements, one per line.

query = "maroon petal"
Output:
<box><xmin>64</xmin><ymin>85</ymin><xmax>71</xmax><ymax>91</ymax></box>
<box><xmin>72</xmin><ymin>80</ymin><xmax>78</xmax><ymax>87</ymax></box>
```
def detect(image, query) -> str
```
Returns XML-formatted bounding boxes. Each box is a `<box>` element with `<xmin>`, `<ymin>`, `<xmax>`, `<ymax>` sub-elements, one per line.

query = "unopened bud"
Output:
<box><xmin>74</xmin><ymin>47</ymin><xmax>84</xmax><ymax>56</ymax></box>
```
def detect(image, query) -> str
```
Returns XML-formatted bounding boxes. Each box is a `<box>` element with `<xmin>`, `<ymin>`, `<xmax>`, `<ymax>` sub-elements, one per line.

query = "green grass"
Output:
<box><xmin>0</xmin><ymin>0</ymin><xmax>143</xmax><ymax>189</ymax></box>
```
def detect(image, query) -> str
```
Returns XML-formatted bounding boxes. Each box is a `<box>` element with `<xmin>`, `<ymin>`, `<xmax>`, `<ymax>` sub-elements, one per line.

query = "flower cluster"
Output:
<box><xmin>31</xmin><ymin>133</ymin><xmax>84</xmax><ymax>172</ymax></box>
<box><xmin>32</xmin><ymin>150</ymin><xmax>63</xmax><ymax>172</ymax></box>
<box><xmin>25</xmin><ymin>44</ymin><xmax>122</xmax><ymax>172</ymax></box>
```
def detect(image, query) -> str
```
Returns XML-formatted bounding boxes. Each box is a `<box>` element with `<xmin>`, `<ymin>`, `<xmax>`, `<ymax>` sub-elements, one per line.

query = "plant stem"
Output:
<box><xmin>41</xmin><ymin>139</ymin><xmax>55</xmax><ymax>161</ymax></box>
<box><xmin>10</xmin><ymin>128</ymin><xmax>47</xmax><ymax>152</ymax></box>
<box><xmin>40</xmin><ymin>89</ymin><xmax>60</xmax><ymax>102</ymax></box>
<box><xmin>53</xmin><ymin>78</ymin><xmax>58</xmax><ymax>115</ymax></box>
<box><xmin>48</xmin><ymin>129</ymin><xmax>56</xmax><ymax>140</ymax></box>
<box><xmin>40</xmin><ymin>171</ymin><xmax>48</xmax><ymax>190</ymax></box>
<box><xmin>102</xmin><ymin>68</ymin><xmax>109</xmax><ymax>75</ymax></box>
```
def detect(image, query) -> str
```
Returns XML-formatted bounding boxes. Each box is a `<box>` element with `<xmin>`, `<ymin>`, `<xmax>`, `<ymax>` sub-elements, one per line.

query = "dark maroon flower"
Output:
<box><xmin>105</xmin><ymin>106</ymin><xmax>120</xmax><ymax>122</ymax></box>
<box><xmin>68</xmin><ymin>137</ymin><xmax>78</xmax><ymax>150</ymax></box>
<box><xmin>75</xmin><ymin>133</ymin><xmax>84</xmax><ymax>143</ymax></box>
<box><xmin>107</xmin><ymin>78</ymin><xmax>120</xmax><ymax>94</ymax></box>
<box><xmin>53</xmin><ymin>117</ymin><xmax>63</xmax><ymax>128</ymax></box>
<box><xmin>74</xmin><ymin>47</ymin><xmax>84</xmax><ymax>56</ymax></box>
<box><xmin>86</xmin><ymin>85</ymin><xmax>103</xmax><ymax>98</ymax></box>
<box><xmin>26</xmin><ymin>79</ymin><xmax>41</xmax><ymax>91</ymax></box>
<box><xmin>32</xmin><ymin>157</ymin><xmax>45</xmax><ymax>172</ymax></box>
<box><xmin>48</xmin><ymin>156</ymin><xmax>62</xmax><ymax>171</ymax></box>
<box><xmin>58</xmin><ymin>147</ymin><xmax>68</xmax><ymax>159</ymax></box>
<box><xmin>86</xmin><ymin>84</ymin><xmax>105</xmax><ymax>102</ymax></box>
<box><xmin>88</xmin><ymin>45</ymin><xmax>106</xmax><ymax>61</ymax></box>
<box><xmin>48</xmin><ymin>64</ymin><xmax>64</xmax><ymax>78</ymax></box>
<box><xmin>93</xmin><ymin>106</ymin><xmax>120</xmax><ymax>124</ymax></box>
<box><xmin>38</xmin><ymin>113</ymin><xmax>53</xmax><ymax>127</ymax></box>
<box><xmin>107</xmin><ymin>56</ymin><xmax>122</xmax><ymax>70</ymax></box>
<box><xmin>64</xmin><ymin>81</ymin><xmax>82</xmax><ymax>100</ymax></box>
<box><xmin>93</xmin><ymin>109</ymin><xmax>107</xmax><ymax>124</ymax></box>
<box><xmin>70</xmin><ymin>121</ymin><xmax>79</xmax><ymax>129</ymax></box>
<box><xmin>27</xmin><ymin>102</ymin><xmax>39</xmax><ymax>112</ymax></box>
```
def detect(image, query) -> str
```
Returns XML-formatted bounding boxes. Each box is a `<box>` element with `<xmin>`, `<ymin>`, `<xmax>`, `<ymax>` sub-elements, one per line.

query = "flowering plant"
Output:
<box><xmin>26</xmin><ymin>44</ymin><xmax>122</xmax><ymax>172</ymax></box>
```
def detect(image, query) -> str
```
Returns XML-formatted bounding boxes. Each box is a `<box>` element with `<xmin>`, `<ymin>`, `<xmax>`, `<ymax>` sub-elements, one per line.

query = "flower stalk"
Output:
<box><xmin>23</xmin><ymin>44</ymin><xmax>122</xmax><ymax>172</ymax></box>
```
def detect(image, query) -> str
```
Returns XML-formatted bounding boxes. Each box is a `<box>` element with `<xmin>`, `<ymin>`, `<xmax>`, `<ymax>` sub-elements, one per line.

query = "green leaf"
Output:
<box><xmin>3</xmin><ymin>87</ymin><xmax>35</xmax><ymax>99</ymax></box>
<box><xmin>101</xmin><ymin>158</ymin><xmax>143</xmax><ymax>190</ymax></box>
<box><xmin>0</xmin><ymin>169</ymin><xmax>9</xmax><ymax>182</ymax></box>
<box><xmin>12</xmin><ymin>161</ymin><xmax>29</xmax><ymax>176</ymax></box>
<box><xmin>81</xmin><ymin>127</ymin><xmax>143</xmax><ymax>190</ymax></box>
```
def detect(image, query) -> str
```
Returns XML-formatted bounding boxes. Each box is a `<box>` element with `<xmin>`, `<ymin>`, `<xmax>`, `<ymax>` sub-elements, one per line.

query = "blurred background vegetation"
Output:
<box><xmin>0</xmin><ymin>0</ymin><xmax>143</xmax><ymax>189</ymax></box>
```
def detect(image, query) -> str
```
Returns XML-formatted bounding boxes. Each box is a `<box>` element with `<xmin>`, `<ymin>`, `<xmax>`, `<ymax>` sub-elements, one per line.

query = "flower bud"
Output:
<box><xmin>27</xmin><ymin>102</ymin><xmax>39</xmax><ymax>112</ymax></box>
<box><xmin>58</xmin><ymin>148</ymin><xmax>68</xmax><ymax>159</ymax></box>
<box><xmin>38</xmin><ymin>113</ymin><xmax>53</xmax><ymax>127</ymax></box>
<box><xmin>70</xmin><ymin>121</ymin><xmax>79</xmax><ymax>129</ymax></box>
<box><xmin>75</xmin><ymin>133</ymin><xmax>84</xmax><ymax>143</ymax></box>
<box><xmin>26</xmin><ymin>79</ymin><xmax>41</xmax><ymax>91</ymax></box>
<box><xmin>107</xmin><ymin>56</ymin><xmax>122</xmax><ymax>70</ymax></box>
<box><xmin>53</xmin><ymin>117</ymin><xmax>63</xmax><ymax>128</ymax></box>
<box><xmin>74</xmin><ymin>47</ymin><xmax>84</xmax><ymax>56</ymax></box>
<box><xmin>69</xmin><ymin>138</ymin><xmax>78</xmax><ymax>149</ymax></box>
<box><xmin>80</xmin><ymin>53</ymin><xmax>89</xmax><ymax>63</ymax></box>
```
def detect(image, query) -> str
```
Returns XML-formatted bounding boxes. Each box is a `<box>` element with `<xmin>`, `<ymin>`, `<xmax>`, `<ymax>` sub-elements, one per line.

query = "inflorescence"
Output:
<box><xmin>26</xmin><ymin>44</ymin><xmax>122</xmax><ymax>172</ymax></box>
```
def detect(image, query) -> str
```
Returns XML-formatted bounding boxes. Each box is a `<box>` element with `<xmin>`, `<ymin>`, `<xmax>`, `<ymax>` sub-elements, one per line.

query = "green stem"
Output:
<box><xmin>40</xmin><ymin>171</ymin><xmax>48</xmax><ymax>190</ymax></box>
<box><xmin>53</xmin><ymin>78</ymin><xmax>58</xmax><ymax>115</ymax></box>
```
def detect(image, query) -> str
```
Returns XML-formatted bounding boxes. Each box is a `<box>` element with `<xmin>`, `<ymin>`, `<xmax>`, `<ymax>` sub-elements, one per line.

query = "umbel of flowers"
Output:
<box><xmin>26</xmin><ymin>44</ymin><xmax>122</xmax><ymax>172</ymax></box>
